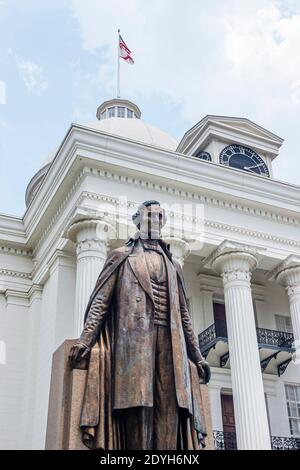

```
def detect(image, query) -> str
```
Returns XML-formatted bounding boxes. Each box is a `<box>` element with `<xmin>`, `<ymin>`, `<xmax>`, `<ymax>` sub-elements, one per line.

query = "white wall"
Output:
<box><xmin>29</xmin><ymin>253</ymin><xmax>76</xmax><ymax>449</ymax></box>
<box><xmin>0</xmin><ymin>292</ymin><xmax>30</xmax><ymax>449</ymax></box>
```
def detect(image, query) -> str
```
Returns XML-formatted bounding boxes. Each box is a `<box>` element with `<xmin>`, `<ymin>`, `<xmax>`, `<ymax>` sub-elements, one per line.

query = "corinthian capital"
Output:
<box><xmin>163</xmin><ymin>237</ymin><xmax>190</xmax><ymax>267</ymax></box>
<box><xmin>270</xmin><ymin>255</ymin><xmax>300</xmax><ymax>297</ymax></box>
<box><xmin>67</xmin><ymin>219</ymin><xmax>116</xmax><ymax>257</ymax></box>
<box><xmin>203</xmin><ymin>240</ymin><xmax>260</xmax><ymax>283</ymax></box>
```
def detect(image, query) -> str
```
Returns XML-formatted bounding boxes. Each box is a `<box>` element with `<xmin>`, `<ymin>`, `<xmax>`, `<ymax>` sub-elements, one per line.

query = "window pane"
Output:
<box><xmin>286</xmin><ymin>384</ymin><xmax>295</xmax><ymax>401</ymax></box>
<box><xmin>108</xmin><ymin>107</ymin><xmax>115</xmax><ymax>117</ymax></box>
<box><xmin>117</xmin><ymin>106</ymin><xmax>125</xmax><ymax>117</ymax></box>
<box><xmin>286</xmin><ymin>317</ymin><xmax>293</xmax><ymax>333</ymax></box>
<box><xmin>127</xmin><ymin>109</ymin><xmax>133</xmax><ymax>118</ymax></box>
<box><xmin>290</xmin><ymin>402</ymin><xmax>297</xmax><ymax>417</ymax></box>
<box><xmin>276</xmin><ymin>315</ymin><xmax>292</xmax><ymax>333</ymax></box>
<box><xmin>285</xmin><ymin>384</ymin><xmax>300</xmax><ymax>437</ymax></box>
<box><xmin>290</xmin><ymin>418</ymin><xmax>300</xmax><ymax>437</ymax></box>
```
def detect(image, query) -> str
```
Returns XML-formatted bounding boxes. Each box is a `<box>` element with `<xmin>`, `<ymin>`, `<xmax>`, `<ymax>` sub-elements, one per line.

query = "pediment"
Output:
<box><xmin>177</xmin><ymin>115</ymin><xmax>284</xmax><ymax>157</ymax></box>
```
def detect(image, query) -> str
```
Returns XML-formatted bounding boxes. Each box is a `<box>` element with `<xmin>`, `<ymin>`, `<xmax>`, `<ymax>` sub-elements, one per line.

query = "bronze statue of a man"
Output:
<box><xmin>69</xmin><ymin>200</ymin><xmax>211</xmax><ymax>450</ymax></box>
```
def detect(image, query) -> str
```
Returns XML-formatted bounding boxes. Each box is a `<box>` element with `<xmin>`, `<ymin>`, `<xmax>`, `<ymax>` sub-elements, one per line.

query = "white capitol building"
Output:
<box><xmin>0</xmin><ymin>97</ymin><xmax>300</xmax><ymax>450</ymax></box>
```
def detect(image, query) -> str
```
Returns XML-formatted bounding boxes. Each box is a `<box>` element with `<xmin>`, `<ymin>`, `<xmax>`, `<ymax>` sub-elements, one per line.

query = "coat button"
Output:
<box><xmin>136</xmin><ymin>297</ymin><xmax>141</xmax><ymax>302</ymax></box>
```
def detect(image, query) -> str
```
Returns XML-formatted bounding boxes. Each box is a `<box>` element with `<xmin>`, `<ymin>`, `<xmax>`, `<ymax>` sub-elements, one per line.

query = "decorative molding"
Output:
<box><xmin>28</xmin><ymin>165</ymin><xmax>300</xmax><ymax>267</ymax></box>
<box><xmin>5</xmin><ymin>290</ymin><xmax>30</xmax><ymax>307</ymax></box>
<box><xmin>5</xmin><ymin>283</ymin><xmax>44</xmax><ymax>307</ymax></box>
<box><xmin>0</xmin><ymin>246</ymin><xmax>32</xmax><ymax>257</ymax></box>
<box><xmin>26</xmin><ymin>173</ymin><xmax>300</xmax><ymax>286</ymax></box>
<box><xmin>72</xmin><ymin>190</ymin><xmax>300</xmax><ymax>249</ymax></box>
<box><xmin>0</xmin><ymin>268</ymin><xmax>32</xmax><ymax>279</ymax></box>
<box><xmin>221</xmin><ymin>270</ymin><xmax>252</xmax><ymax>283</ymax></box>
<box><xmin>204</xmin><ymin>219</ymin><xmax>300</xmax><ymax>248</ymax></box>
<box><xmin>83</xmin><ymin>167</ymin><xmax>300</xmax><ymax>227</ymax></box>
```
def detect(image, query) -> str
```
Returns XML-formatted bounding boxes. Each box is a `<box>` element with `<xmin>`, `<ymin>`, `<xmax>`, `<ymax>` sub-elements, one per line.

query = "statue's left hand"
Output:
<box><xmin>196</xmin><ymin>359</ymin><xmax>211</xmax><ymax>384</ymax></box>
<box><xmin>69</xmin><ymin>341</ymin><xmax>90</xmax><ymax>369</ymax></box>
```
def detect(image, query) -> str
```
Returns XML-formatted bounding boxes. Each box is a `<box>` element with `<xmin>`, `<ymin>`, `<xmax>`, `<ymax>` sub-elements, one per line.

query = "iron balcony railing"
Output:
<box><xmin>213</xmin><ymin>431</ymin><xmax>300</xmax><ymax>450</ymax></box>
<box><xmin>199</xmin><ymin>323</ymin><xmax>294</xmax><ymax>352</ymax></box>
<box><xmin>213</xmin><ymin>431</ymin><xmax>237</xmax><ymax>450</ymax></box>
<box><xmin>271</xmin><ymin>435</ymin><xmax>300</xmax><ymax>450</ymax></box>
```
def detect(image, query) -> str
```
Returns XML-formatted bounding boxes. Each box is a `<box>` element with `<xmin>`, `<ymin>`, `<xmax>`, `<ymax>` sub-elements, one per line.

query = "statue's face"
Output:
<box><xmin>138</xmin><ymin>204</ymin><xmax>166</xmax><ymax>239</ymax></box>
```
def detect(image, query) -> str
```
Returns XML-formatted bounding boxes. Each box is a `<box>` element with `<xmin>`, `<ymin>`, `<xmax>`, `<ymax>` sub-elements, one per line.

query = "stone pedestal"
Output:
<box><xmin>45</xmin><ymin>339</ymin><xmax>87</xmax><ymax>450</ymax></box>
<box><xmin>46</xmin><ymin>340</ymin><xmax>214</xmax><ymax>450</ymax></box>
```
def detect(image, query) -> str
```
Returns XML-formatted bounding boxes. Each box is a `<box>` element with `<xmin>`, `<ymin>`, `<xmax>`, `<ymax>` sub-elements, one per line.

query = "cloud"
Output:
<box><xmin>70</xmin><ymin>0</ymin><xmax>300</xmax><ymax>116</ymax></box>
<box><xmin>70</xmin><ymin>0</ymin><xmax>300</xmax><ymax>183</ymax></box>
<box><xmin>9</xmin><ymin>50</ymin><xmax>48</xmax><ymax>95</ymax></box>
<box><xmin>16</xmin><ymin>59</ymin><xmax>48</xmax><ymax>94</ymax></box>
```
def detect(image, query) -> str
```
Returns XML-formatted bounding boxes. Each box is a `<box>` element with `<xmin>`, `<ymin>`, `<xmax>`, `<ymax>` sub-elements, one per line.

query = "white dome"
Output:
<box><xmin>42</xmin><ymin>148</ymin><xmax>57</xmax><ymax>166</ymax></box>
<box><xmin>84</xmin><ymin>117</ymin><xmax>178</xmax><ymax>151</ymax></box>
<box><xmin>25</xmin><ymin>99</ymin><xmax>178</xmax><ymax>207</ymax></box>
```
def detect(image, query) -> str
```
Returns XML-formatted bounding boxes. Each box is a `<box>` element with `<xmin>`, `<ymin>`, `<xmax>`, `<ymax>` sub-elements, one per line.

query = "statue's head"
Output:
<box><xmin>132</xmin><ymin>200</ymin><xmax>166</xmax><ymax>240</ymax></box>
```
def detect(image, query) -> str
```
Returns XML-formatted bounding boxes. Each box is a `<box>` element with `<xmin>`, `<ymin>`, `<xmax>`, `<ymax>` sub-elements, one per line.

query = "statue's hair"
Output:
<box><xmin>141</xmin><ymin>200</ymin><xmax>160</xmax><ymax>208</ymax></box>
<box><xmin>132</xmin><ymin>200</ymin><xmax>161</xmax><ymax>225</ymax></box>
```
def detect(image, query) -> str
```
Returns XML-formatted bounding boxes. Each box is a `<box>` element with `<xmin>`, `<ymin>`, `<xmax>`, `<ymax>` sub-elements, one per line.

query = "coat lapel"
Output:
<box><xmin>128</xmin><ymin>249</ymin><xmax>154</xmax><ymax>303</ymax></box>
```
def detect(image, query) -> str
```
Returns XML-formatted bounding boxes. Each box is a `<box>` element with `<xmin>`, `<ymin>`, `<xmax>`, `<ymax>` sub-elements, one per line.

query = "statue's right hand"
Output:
<box><xmin>69</xmin><ymin>341</ymin><xmax>90</xmax><ymax>370</ymax></box>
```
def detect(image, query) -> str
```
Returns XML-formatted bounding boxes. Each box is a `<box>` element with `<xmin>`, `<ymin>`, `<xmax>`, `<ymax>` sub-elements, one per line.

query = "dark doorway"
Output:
<box><xmin>221</xmin><ymin>394</ymin><xmax>237</xmax><ymax>450</ymax></box>
<box><xmin>213</xmin><ymin>302</ymin><xmax>228</xmax><ymax>338</ymax></box>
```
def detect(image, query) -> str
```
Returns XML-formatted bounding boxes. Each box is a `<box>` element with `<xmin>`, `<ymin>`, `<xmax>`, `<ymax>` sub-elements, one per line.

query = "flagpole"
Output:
<box><xmin>117</xmin><ymin>29</ymin><xmax>120</xmax><ymax>98</ymax></box>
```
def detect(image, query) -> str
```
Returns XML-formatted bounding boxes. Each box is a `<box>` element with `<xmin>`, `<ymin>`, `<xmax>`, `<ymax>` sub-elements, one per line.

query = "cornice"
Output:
<box><xmin>32</xmin><ymin>168</ymin><xmax>87</xmax><ymax>256</ymax></box>
<box><xmin>33</xmin><ymin>186</ymin><xmax>300</xmax><ymax>274</ymax></box>
<box><xmin>2</xmin><ymin>124</ymin><xmax>299</xmax><ymax>262</ymax></box>
<box><xmin>177</xmin><ymin>115</ymin><xmax>283</xmax><ymax>155</ymax></box>
<box><xmin>81</xmin><ymin>190</ymin><xmax>300</xmax><ymax>250</ymax></box>
<box><xmin>21</xmin><ymin>124</ymin><xmax>300</xmax><ymax>242</ymax></box>
<box><xmin>83</xmin><ymin>167</ymin><xmax>300</xmax><ymax>227</ymax></box>
<box><xmin>204</xmin><ymin>219</ymin><xmax>300</xmax><ymax>248</ymax></box>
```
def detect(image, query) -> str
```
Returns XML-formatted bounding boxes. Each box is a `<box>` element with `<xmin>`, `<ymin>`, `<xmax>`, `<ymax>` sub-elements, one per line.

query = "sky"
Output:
<box><xmin>1</xmin><ymin>0</ymin><xmax>300</xmax><ymax>217</ymax></box>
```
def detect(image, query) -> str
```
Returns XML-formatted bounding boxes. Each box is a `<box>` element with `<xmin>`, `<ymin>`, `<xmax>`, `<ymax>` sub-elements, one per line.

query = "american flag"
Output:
<box><xmin>119</xmin><ymin>34</ymin><xmax>134</xmax><ymax>64</ymax></box>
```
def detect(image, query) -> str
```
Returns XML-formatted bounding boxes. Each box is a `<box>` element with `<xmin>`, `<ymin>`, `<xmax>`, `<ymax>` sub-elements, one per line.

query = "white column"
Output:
<box><xmin>272</xmin><ymin>255</ymin><xmax>300</xmax><ymax>360</ymax></box>
<box><xmin>163</xmin><ymin>237</ymin><xmax>190</xmax><ymax>267</ymax></box>
<box><xmin>67</xmin><ymin>219</ymin><xmax>115</xmax><ymax>337</ymax></box>
<box><xmin>205</xmin><ymin>241</ymin><xmax>271</xmax><ymax>450</ymax></box>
